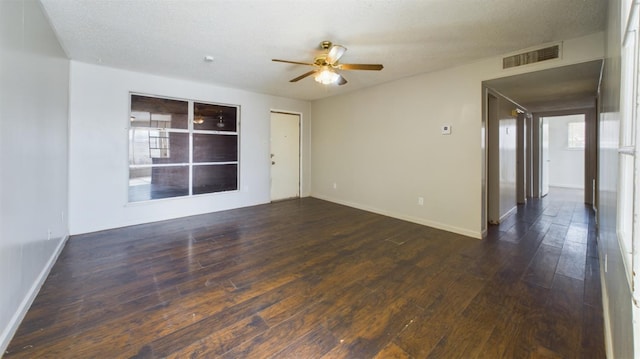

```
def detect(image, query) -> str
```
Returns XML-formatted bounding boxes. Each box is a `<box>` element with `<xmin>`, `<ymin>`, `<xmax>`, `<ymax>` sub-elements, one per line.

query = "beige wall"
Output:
<box><xmin>598</xmin><ymin>0</ymin><xmax>634</xmax><ymax>356</ymax></box>
<box><xmin>0</xmin><ymin>0</ymin><xmax>70</xmax><ymax>352</ymax></box>
<box><xmin>311</xmin><ymin>32</ymin><xmax>604</xmax><ymax>238</ymax></box>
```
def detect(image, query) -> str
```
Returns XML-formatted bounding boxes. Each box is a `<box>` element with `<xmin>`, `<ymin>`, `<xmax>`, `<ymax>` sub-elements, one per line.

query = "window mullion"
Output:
<box><xmin>189</xmin><ymin>100</ymin><xmax>194</xmax><ymax>196</ymax></box>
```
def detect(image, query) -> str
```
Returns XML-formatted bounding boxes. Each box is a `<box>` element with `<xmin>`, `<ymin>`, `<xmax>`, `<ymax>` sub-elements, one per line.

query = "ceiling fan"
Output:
<box><xmin>272</xmin><ymin>41</ymin><xmax>384</xmax><ymax>86</ymax></box>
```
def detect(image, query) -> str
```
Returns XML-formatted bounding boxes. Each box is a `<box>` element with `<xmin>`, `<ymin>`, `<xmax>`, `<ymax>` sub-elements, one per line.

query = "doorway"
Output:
<box><xmin>541</xmin><ymin>118</ymin><xmax>550</xmax><ymax>196</ymax></box>
<box><xmin>486</xmin><ymin>92</ymin><xmax>518</xmax><ymax>225</ymax></box>
<box><xmin>270</xmin><ymin>111</ymin><xmax>300</xmax><ymax>201</ymax></box>
<box><xmin>482</xmin><ymin>60</ymin><xmax>602</xmax><ymax>231</ymax></box>
<box><xmin>539</xmin><ymin>114</ymin><xmax>586</xmax><ymax>197</ymax></box>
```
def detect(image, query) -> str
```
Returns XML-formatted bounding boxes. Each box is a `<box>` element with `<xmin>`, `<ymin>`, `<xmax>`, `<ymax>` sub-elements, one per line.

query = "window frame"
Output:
<box><xmin>127</xmin><ymin>93</ymin><xmax>240</xmax><ymax>203</ymax></box>
<box><xmin>618</xmin><ymin>3</ymin><xmax>639</xmax><ymax>291</ymax></box>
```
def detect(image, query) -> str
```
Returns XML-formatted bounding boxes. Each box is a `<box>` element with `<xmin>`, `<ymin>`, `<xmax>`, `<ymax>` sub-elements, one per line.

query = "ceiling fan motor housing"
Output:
<box><xmin>314</xmin><ymin>55</ymin><xmax>329</xmax><ymax>66</ymax></box>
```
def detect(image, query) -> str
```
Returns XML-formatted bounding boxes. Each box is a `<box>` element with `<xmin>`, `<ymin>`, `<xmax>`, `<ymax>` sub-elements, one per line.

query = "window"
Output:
<box><xmin>617</xmin><ymin>4</ymin><xmax>638</xmax><ymax>287</ymax></box>
<box><xmin>128</xmin><ymin>94</ymin><xmax>238</xmax><ymax>202</ymax></box>
<box><xmin>567</xmin><ymin>121</ymin><xmax>585</xmax><ymax>149</ymax></box>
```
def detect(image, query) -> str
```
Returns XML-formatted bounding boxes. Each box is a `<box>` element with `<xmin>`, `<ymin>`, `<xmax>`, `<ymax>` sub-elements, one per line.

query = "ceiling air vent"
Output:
<box><xmin>502</xmin><ymin>44</ymin><xmax>560</xmax><ymax>69</ymax></box>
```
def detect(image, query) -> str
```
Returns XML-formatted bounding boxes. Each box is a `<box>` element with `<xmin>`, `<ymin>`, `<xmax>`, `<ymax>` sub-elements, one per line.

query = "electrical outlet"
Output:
<box><xmin>418</xmin><ymin>197</ymin><xmax>424</xmax><ymax>206</ymax></box>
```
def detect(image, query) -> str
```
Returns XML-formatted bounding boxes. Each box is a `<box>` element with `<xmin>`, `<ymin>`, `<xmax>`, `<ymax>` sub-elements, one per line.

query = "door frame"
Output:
<box><xmin>482</xmin><ymin>87</ymin><xmax>527</xmax><ymax>234</ymax></box>
<box><xmin>541</xmin><ymin>117</ymin><xmax>550</xmax><ymax>197</ymax></box>
<box><xmin>270</xmin><ymin>110</ymin><xmax>302</xmax><ymax>201</ymax></box>
<box><xmin>532</xmin><ymin>108</ymin><xmax>596</xmax><ymax>204</ymax></box>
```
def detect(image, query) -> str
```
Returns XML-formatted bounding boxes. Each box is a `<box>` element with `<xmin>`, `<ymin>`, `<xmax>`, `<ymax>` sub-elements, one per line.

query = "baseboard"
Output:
<box><xmin>549</xmin><ymin>185</ymin><xmax>584</xmax><ymax>190</ymax></box>
<box><xmin>0</xmin><ymin>235</ymin><xmax>68</xmax><ymax>355</ymax></box>
<box><xmin>311</xmin><ymin>195</ymin><xmax>481</xmax><ymax>239</ymax></box>
<box><xmin>499</xmin><ymin>205</ymin><xmax>518</xmax><ymax>223</ymax></box>
<box><xmin>599</xmin><ymin>242</ymin><xmax>614</xmax><ymax>358</ymax></box>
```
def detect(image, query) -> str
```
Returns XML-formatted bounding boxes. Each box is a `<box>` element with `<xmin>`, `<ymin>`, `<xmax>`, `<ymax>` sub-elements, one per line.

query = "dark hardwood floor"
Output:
<box><xmin>5</xmin><ymin>187</ymin><xmax>605</xmax><ymax>358</ymax></box>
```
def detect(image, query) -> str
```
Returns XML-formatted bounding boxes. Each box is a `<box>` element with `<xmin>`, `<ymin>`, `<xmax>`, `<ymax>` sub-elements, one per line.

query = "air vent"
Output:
<box><xmin>502</xmin><ymin>44</ymin><xmax>560</xmax><ymax>69</ymax></box>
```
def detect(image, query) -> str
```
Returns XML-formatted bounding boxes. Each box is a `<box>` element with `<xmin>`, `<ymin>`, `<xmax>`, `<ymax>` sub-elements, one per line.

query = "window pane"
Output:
<box><xmin>621</xmin><ymin>30</ymin><xmax>636</xmax><ymax>147</ymax></box>
<box><xmin>130</xmin><ymin>95</ymin><xmax>188</xmax><ymax>130</ymax></box>
<box><xmin>194</xmin><ymin>103</ymin><xmax>237</xmax><ymax>132</ymax></box>
<box><xmin>129</xmin><ymin>130</ymin><xmax>189</xmax><ymax>165</ymax></box>
<box><xmin>193</xmin><ymin>164</ymin><xmax>238</xmax><ymax>194</ymax></box>
<box><xmin>193</xmin><ymin>134</ymin><xmax>238</xmax><ymax>163</ymax></box>
<box><xmin>129</xmin><ymin>165</ymin><xmax>189</xmax><ymax>202</ymax></box>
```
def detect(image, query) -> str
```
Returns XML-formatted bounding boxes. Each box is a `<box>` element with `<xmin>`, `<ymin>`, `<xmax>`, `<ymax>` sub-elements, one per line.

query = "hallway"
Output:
<box><xmin>480</xmin><ymin>186</ymin><xmax>603</xmax><ymax>357</ymax></box>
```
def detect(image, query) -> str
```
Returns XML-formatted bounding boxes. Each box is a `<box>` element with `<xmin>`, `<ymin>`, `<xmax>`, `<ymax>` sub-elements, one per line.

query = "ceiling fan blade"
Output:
<box><xmin>337</xmin><ymin>74</ymin><xmax>348</xmax><ymax>86</ymax></box>
<box><xmin>290</xmin><ymin>70</ymin><xmax>318</xmax><ymax>82</ymax></box>
<box><xmin>338</xmin><ymin>63</ymin><xmax>384</xmax><ymax>71</ymax></box>
<box><xmin>272</xmin><ymin>59</ymin><xmax>315</xmax><ymax>66</ymax></box>
<box><xmin>326</xmin><ymin>45</ymin><xmax>347</xmax><ymax>65</ymax></box>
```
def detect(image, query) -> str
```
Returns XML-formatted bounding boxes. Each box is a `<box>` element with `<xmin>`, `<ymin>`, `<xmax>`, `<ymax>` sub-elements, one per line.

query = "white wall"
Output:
<box><xmin>311</xmin><ymin>32</ymin><xmax>604</xmax><ymax>238</ymax></box>
<box><xmin>68</xmin><ymin>62</ymin><xmax>311</xmax><ymax>234</ymax></box>
<box><xmin>598</xmin><ymin>0</ymin><xmax>635</xmax><ymax>357</ymax></box>
<box><xmin>547</xmin><ymin>115</ymin><xmax>585</xmax><ymax>189</ymax></box>
<box><xmin>0</xmin><ymin>0</ymin><xmax>69</xmax><ymax>352</ymax></box>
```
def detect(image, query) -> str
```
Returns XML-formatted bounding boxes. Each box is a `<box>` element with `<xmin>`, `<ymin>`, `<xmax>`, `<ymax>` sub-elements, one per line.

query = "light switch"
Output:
<box><xmin>441</xmin><ymin>124</ymin><xmax>452</xmax><ymax>135</ymax></box>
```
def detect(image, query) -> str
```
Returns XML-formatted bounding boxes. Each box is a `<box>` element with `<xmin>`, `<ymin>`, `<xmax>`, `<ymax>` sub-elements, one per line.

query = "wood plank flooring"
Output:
<box><xmin>5</xmin><ymin>187</ymin><xmax>605</xmax><ymax>358</ymax></box>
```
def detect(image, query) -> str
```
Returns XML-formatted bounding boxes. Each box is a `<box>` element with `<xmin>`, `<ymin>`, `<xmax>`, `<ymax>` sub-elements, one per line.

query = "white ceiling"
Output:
<box><xmin>40</xmin><ymin>0</ymin><xmax>607</xmax><ymax>101</ymax></box>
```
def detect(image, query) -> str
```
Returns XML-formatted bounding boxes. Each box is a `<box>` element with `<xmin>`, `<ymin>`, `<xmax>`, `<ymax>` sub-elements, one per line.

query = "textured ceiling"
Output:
<box><xmin>40</xmin><ymin>0</ymin><xmax>607</xmax><ymax>101</ymax></box>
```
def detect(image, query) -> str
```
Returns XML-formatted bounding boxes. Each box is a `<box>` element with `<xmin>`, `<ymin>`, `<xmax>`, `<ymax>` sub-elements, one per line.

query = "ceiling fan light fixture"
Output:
<box><xmin>216</xmin><ymin>113</ymin><xmax>225</xmax><ymax>128</ymax></box>
<box><xmin>315</xmin><ymin>68</ymin><xmax>340</xmax><ymax>85</ymax></box>
<box><xmin>193</xmin><ymin>116</ymin><xmax>205</xmax><ymax>124</ymax></box>
<box><xmin>216</xmin><ymin>119</ymin><xmax>225</xmax><ymax>128</ymax></box>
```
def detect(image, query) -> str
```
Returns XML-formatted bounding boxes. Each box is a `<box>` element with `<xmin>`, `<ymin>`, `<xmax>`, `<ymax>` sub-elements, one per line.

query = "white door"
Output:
<box><xmin>541</xmin><ymin>118</ymin><xmax>550</xmax><ymax>197</ymax></box>
<box><xmin>270</xmin><ymin>112</ymin><xmax>300</xmax><ymax>201</ymax></box>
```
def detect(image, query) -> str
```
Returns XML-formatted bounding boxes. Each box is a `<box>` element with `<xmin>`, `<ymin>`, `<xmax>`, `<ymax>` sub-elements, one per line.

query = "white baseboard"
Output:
<box><xmin>311</xmin><ymin>195</ymin><xmax>481</xmax><ymax>239</ymax></box>
<box><xmin>599</xmin><ymin>242</ymin><xmax>614</xmax><ymax>358</ymax></box>
<box><xmin>499</xmin><ymin>206</ymin><xmax>518</xmax><ymax>223</ymax></box>
<box><xmin>0</xmin><ymin>235</ymin><xmax>68</xmax><ymax>355</ymax></box>
<box><xmin>549</xmin><ymin>184</ymin><xmax>584</xmax><ymax>189</ymax></box>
